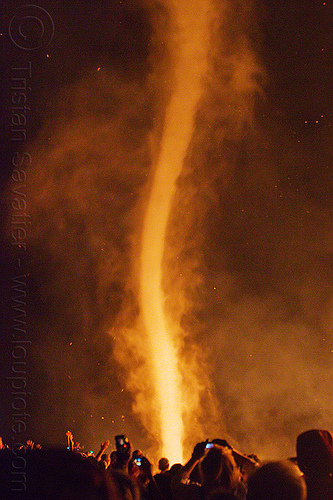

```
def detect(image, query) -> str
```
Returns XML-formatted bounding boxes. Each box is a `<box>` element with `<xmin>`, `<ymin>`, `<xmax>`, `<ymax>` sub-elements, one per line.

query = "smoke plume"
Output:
<box><xmin>3</xmin><ymin>0</ymin><xmax>333</xmax><ymax>463</ymax></box>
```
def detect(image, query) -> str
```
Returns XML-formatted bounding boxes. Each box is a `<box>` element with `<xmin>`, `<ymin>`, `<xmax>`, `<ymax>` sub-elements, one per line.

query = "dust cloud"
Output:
<box><xmin>4</xmin><ymin>0</ymin><xmax>333</xmax><ymax>462</ymax></box>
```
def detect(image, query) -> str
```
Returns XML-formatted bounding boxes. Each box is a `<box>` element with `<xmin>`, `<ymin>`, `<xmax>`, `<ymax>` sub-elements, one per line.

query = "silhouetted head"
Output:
<box><xmin>200</xmin><ymin>448</ymin><xmax>240</xmax><ymax>490</ymax></box>
<box><xmin>247</xmin><ymin>460</ymin><xmax>306</xmax><ymax>500</ymax></box>
<box><xmin>169</xmin><ymin>463</ymin><xmax>183</xmax><ymax>476</ymax></box>
<box><xmin>297</xmin><ymin>429</ymin><xmax>333</xmax><ymax>477</ymax></box>
<box><xmin>158</xmin><ymin>457</ymin><xmax>170</xmax><ymax>472</ymax></box>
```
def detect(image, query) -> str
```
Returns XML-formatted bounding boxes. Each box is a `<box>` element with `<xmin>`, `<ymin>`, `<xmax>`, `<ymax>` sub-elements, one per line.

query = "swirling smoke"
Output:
<box><xmin>3</xmin><ymin>0</ymin><xmax>333</xmax><ymax>463</ymax></box>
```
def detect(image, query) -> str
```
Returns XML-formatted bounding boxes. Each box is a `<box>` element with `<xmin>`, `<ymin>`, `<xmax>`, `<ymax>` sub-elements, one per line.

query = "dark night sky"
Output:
<box><xmin>1</xmin><ymin>0</ymin><xmax>333</xmax><ymax>462</ymax></box>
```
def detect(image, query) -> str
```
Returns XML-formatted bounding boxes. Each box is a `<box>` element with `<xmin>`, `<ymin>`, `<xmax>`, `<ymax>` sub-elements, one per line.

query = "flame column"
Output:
<box><xmin>139</xmin><ymin>0</ymin><xmax>212</xmax><ymax>464</ymax></box>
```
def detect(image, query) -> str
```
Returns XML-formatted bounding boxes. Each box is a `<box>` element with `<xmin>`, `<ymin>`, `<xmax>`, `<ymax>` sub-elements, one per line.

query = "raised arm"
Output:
<box><xmin>95</xmin><ymin>440</ymin><xmax>110</xmax><ymax>461</ymax></box>
<box><xmin>174</xmin><ymin>441</ymin><xmax>208</xmax><ymax>483</ymax></box>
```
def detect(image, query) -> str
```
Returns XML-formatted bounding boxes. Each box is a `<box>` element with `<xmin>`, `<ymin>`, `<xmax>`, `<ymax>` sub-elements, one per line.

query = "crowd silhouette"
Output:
<box><xmin>1</xmin><ymin>428</ymin><xmax>333</xmax><ymax>499</ymax></box>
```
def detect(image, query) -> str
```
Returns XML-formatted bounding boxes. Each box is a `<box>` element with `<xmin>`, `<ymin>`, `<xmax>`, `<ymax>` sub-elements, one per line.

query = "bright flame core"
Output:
<box><xmin>139</xmin><ymin>0</ymin><xmax>212</xmax><ymax>464</ymax></box>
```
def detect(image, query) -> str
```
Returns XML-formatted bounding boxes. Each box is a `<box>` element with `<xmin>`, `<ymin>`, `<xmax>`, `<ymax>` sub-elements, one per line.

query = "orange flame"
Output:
<box><xmin>139</xmin><ymin>0</ymin><xmax>212</xmax><ymax>464</ymax></box>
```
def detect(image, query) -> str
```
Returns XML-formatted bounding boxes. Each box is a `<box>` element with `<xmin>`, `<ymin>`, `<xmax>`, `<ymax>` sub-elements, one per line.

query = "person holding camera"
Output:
<box><xmin>171</xmin><ymin>441</ymin><xmax>247</xmax><ymax>500</ymax></box>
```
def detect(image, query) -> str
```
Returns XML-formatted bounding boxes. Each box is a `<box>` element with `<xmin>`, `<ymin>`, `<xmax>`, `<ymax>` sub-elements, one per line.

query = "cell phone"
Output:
<box><xmin>115</xmin><ymin>435</ymin><xmax>130</xmax><ymax>457</ymax></box>
<box><xmin>206</xmin><ymin>442</ymin><xmax>214</xmax><ymax>449</ymax></box>
<box><xmin>134</xmin><ymin>458</ymin><xmax>141</xmax><ymax>466</ymax></box>
<box><xmin>115</xmin><ymin>435</ymin><xmax>125</xmax><ymax>447</ymax></box>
